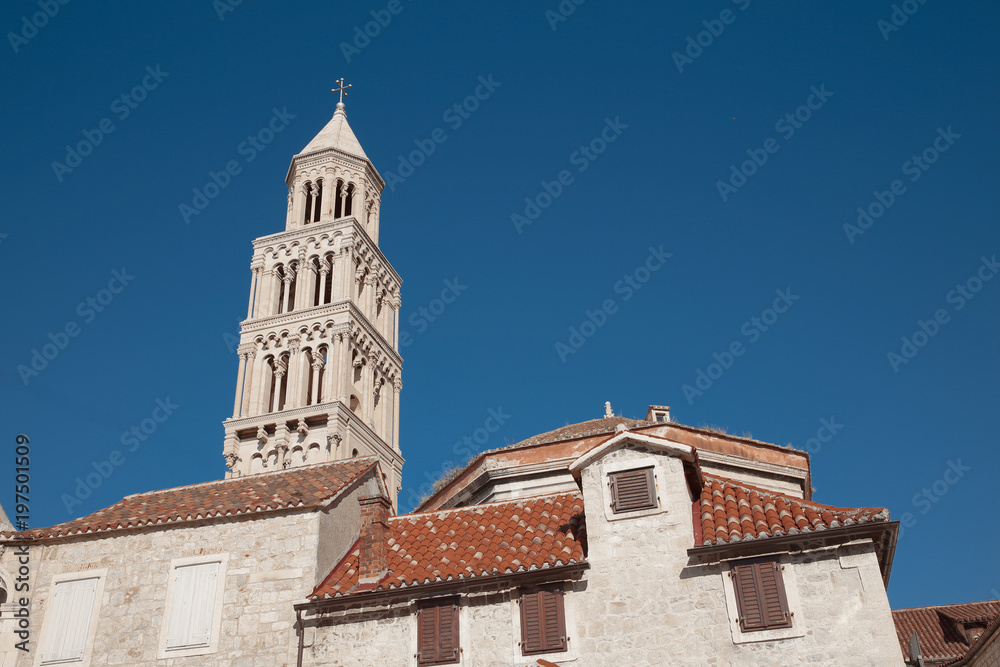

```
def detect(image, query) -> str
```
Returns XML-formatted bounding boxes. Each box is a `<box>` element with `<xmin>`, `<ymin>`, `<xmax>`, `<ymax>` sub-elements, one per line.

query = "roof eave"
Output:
<box><xmin>687</xmin><ymin>520</ymin><xmax>899</xmax><ymax>587</ymax></box>
<box><xmin>296</xmin><ymin>561</ymin><xmax>590</xmax><ymax>612</ymax></box>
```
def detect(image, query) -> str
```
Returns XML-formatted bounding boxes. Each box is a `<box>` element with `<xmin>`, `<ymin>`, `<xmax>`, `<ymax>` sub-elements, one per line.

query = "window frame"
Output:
<box><xmin>609</xmin><ymin>467</ymin><xmax>657</xmax><ymax>513</ymax></box>
<box><xmin>35</xmin><ymin>568</ymin><xmax>107</xmax><ymax>667</ymax></box>
<box><xmin>156</xmin><ymin>553</ymin><xmax>228</xmax><ymax>660</ymax></box>
<box><xmin>519</xmin><ymin>584</ymin><xmax>568</xmax><ymax>656</ymax></box>
<box><xmin>730</xmin><ymin>557</ymin><xmax>792</xmax><ymax>632</ymax></box>
<box><xmin>721</xmin><ymin>554</ymin><xmax>805</xmax><ymax>644</ymax></box>
<box><xmin>414</xmin><ymin>596</ymin><xmax>461</xmax><ymax>666</ymax></box>
<box><xmin>601</xmin><ymin>457</ymin><xmax>665</xmax><ymax>521</ymax></box>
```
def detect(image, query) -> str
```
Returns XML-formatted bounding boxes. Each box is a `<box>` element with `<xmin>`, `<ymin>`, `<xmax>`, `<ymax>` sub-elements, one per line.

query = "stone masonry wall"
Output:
<box><xmin>304</xmin><ymin>444</ymin><xmax>906</xmax><ymax>666</ymax></box>
<box><xmin>969</xmin><ymin>628</ymin><xmax>1000</xmax><ymax>667</ymax></box>
<box><xmin>572</xmin><ymin>444</ymin><xmax>904</xmax><ymax>666</ymax></box>
<box><xmin>1</xmin><ymin>510</ymin><xmax>321</xmax><ymax>667</ymax></box>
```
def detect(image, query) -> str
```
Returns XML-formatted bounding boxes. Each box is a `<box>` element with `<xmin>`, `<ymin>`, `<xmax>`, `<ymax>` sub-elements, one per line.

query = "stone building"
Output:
<box><xmin>1</xmin><ymin>90</ymin><xmax>987</xmax><ymax>667</ymax></box>
<box><xmin>894</xmin><ymin>601</ymin><xmax>1000</xmax><ymax>666</ymax></box>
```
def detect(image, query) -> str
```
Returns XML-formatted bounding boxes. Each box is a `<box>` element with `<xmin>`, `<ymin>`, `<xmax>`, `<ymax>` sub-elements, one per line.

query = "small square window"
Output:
<box><xmin>609</xmin><ymin>467</ymin><xmax>656</xmax><ymax>513</ymax></box>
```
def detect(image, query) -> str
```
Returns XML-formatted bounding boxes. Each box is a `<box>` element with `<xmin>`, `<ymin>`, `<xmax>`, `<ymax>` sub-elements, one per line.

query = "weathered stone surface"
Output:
<box><xmin>301</xmin><ymin>445</ymin><xmax>906</xmax><ymax>666</ymax></box>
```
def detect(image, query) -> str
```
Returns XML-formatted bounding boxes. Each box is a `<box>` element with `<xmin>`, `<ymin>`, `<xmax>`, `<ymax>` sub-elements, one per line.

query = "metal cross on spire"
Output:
<box><xmin>331</xmin><ymin>78</ymin><xmax>352</xmax><ymax>105</ymax></box>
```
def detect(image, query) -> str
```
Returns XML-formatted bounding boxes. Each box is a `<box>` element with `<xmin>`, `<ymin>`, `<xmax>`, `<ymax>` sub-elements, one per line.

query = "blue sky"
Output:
<box><xmin>1</xmin><ymin>1</ymin><xmax>997</xmax><ymax>609</ymax></box>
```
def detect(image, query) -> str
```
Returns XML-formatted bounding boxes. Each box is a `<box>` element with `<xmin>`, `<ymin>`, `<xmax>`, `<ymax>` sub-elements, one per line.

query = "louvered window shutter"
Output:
<box><xmin>40</xmin><ymin>577</ymin><xmax>98</xmax><ymax>663</ymax></box>
<box><xmin>165</xmin><ymin>561</ymin><xmax>219</xmax><ymax>650</ymax></box>
<box><xmin>610</xmin><ymin>467</ymin><xmax>656</xmax><ymax>513</ymax></box>
<box><xmin>521</xmin><ymin>586</ymin><xmax>568</xmax><ymax>655</ymax></box>
<box><xmin>417</xmin><ymin>598</ymin><xmax>460</xmax><ymax>665</ymax></box>
<box><xmin>732</xmin><ymin>559</ymin><xmax>792</xmax><ymax>632</ymax></box>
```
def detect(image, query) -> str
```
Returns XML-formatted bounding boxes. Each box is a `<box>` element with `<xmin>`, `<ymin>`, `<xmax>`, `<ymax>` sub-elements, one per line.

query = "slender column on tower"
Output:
<box><xmin>291</xmin><ymin>180</ymin><xmax>305</xmax><ymax>228</ymax></box>
<box><xmin>313</xmin><ymin>181</ymin><xmax>323</xmax><ymax>223</ymax></box>
<box><xmin>367</xmin><ymin>276</ymin><xmax>377</xmax><ymax>320</ymax></box>
<box><xmin>371</xmin><ymin>201</ymin><xmax>380</xmax><ymax>242</ymax></box>
<box><xmin>338</xmin><ymin>333</ymin><xmax>350</xmax><ymax>405</ymax></box>
<box><xmin>233</xmin><ymin>350</ymin><xmax>248</xmax><ymax>418</ymax></box>
<box><xmin>247</xmin><ymin>266</ymin><xmax>259</xmax><ymax>319</ymax></box>
<box><xmin>339</xmin><ymin>185</ymin><xmax>349</xmax><ymax>221</ymax></box>
<box><xmin>357</xmin><ymin>183</ymin><xmax>368</xmax><ymax>227</ymax></box>
<box><xmin>352</xmin><ymin>184</ymin><xmax>364</xmax><ymax>223</ymax></box>
<box><xmin>393</xmin><ymin>377</ymin><xmax>401</xmax><ymax>450</ymax></box>
<box><xmin>248</xmin><ymin>346</ymin><xmax>267</xmax><ymax>416</ymax></box>
<box><xmin>310</xmin><ymin>355</ymin><xmax>324</xmax><ymax>405</ymax></box>
<box><xmin>241</xmin><ymin>345</ymin><xmax>257</xmax><ymax>417</ymax></box>
<box><xmin>285</xmin><ymin>339</ymin><xmax>302</xmax><ymax>409</ymax></box>
<box><xmin>271</xmin><ymin>357</ymin><xmax>287</xmax><ymax>412</ymax></box>
<box><xmin>324</xmin><ymin>333</ymin><xmax>339</xmax><ymax>402</ymax></box>
<box><xmin>263</xmin><ymin>269</ymin><xmax>278</xmax><ymax>316</ymax></box>
<box><xmin>281</xmin><ymin>273</ymin><xmax>293</xmax><ymax>313</ymax></box>
<box><xmin>295</xmin><ymin>250</ymin><xmax>309</xmax><ymax>310</ymax></box>
<box><xmin>321</xmin><ymin>170</ymin><xmax>335</xmax><ymax>221</ymax></box>
<box><xmin>379</xmin><ymin>376</ymin><xmax>389</xmax><ymax>437</ymax></box>
<box><xmin>318</xmin><ymin>262</ymin><xmax>330</xmax><ymax>306</ymax></box>
<box><xmin>364</xmin><ymin>362</ymin><xmax>375</xmax><ymax>424</ymax></box>
<box><xmin>339</xmin><ymin>246</ymin><xmax>352</xmax><ymax>302</ymax></box>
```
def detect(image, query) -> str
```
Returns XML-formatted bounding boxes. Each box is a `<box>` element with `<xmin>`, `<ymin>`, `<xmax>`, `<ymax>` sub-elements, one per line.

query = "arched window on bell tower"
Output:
<box><xmin>312</xmin><ymin>179</ymin><xmax>324</xmax><ymax>223</ymax></box>
<box><xmin>311</xmin><ymin>257</ymin><xmax>323</xmax><ymax>307</ymax></box>
<box><xmin>323</xmin><ymin>253</ymin><xmax>334</xmax><ymax>304</ymax></box>
<box><xmin>286</xmin><ymin>261</ymin><xmax>298</xmax><ymax>313</ymax></box>
<box><xmin>303</xmin><ymin>182</ymin><xmax>314</xmax><ymax>225</ymax></box>
<box><xmin>275</xmin><ymin>265</ymin><xmax>287</xmax><ymax>314</ymax></box>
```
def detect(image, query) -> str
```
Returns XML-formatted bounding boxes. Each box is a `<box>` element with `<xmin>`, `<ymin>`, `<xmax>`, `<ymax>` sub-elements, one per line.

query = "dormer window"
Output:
<box><xmin>609</xmin><ymin>467</ymin><xmax>656</xmax><ymax>513</ymax></box>
<box><xmin>645</xmin><ymin>405</ymin><xmax>671</xmax><ymax>423</ymax></box>
<box><xmin>960</xmin><ymin>620</ymin><xmax>990</xmax><ymax>645</ymax></box>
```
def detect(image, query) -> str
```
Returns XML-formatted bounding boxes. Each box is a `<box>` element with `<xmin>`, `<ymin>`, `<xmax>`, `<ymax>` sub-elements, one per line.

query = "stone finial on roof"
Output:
<box><xmin>604</xmin><ymin>401</ymin><xmax>614</xmax><ymax>418</ymax></box>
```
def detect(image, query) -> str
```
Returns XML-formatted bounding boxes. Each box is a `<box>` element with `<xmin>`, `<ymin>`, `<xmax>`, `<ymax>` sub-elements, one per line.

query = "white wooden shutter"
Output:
<box><xmin>165</xmin><ymin>562</ymin><xmax>219</xmax><ymax>649</ymax></box>
<box><xmin>40</xmin><ymin>577</ymin><xmax>98</xmax><ymax>663</ymax></box>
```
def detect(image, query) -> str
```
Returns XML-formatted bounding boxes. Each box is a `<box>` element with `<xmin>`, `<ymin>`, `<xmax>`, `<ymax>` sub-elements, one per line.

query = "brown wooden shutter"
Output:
<box><xmin>610</xmin><ymin>467</ymin><xmax>656</xmax><ymax>513</ymax></box>
<box><xmin>731</xmin><ymin>559</ymin><xmax>792</xmax><ymax>632</ymax></box>
<box><xmin>417</xmin><ymin>598</ymin><xmax>460</xmax><ymax>665</ymax></box>
<box><xmin>520</xmin><ymin>585</ymin><xmax>567</xmax><ymax>655</ymax></box>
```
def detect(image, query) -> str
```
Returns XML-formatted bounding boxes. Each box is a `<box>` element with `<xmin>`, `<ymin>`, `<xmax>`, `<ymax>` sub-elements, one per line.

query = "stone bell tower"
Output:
<box><xmin>223</xmin><ymin>83</ymin><xmax>403</xmax><ymax>504</ymax></box>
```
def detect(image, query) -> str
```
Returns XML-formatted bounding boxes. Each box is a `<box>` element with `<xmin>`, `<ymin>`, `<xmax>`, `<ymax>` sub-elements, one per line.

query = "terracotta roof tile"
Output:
<box><xmin>312</xmin><ymin>492</ymin><xmax>585</xmax><ymax>599</ymax></box>
<box><xmin>697</xmin><ymin>474</ymin><xmax>889</xmax><ymax>546</ymax></box>
<box><xmin>893</xmin><ymin>601</ymin><xmax>1000</xmax><ymax>663</ymax></box>
<box><xmin>2</xmin><ymin>458</ymin><xmax>377</xmax><ymax>541</ymax></box>
<box><xmin>504</xmin><ymin>417</ymin><xmax>650</xmax><ymax>450</ymax></box>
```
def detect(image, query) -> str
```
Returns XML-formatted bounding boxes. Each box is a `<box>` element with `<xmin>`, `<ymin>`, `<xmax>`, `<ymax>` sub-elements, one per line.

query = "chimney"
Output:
<box><xmin>645</xmin><ymin>405</ymin><xmax>671</xmax><ymax>423</ymax></box>
<box><xmin>357</xmin><ymin>495</ymin><xmax>392</xmax><ymax>585</ymax></box>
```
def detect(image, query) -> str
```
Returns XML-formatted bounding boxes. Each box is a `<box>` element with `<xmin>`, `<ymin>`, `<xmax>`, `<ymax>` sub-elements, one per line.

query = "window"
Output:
<box><xmin>520</xmin><ymin>585</ymin><xmax>567</xmax><ymax>655</ymax></box>
<box><xmin>158</xmin><ymin>555</ymin><xmax>227</xmax><ymax>659</ymax></box>
<box><xmin>609</xmin><ymin>467</ymin><xmax>656</xmax><ymax>513</ymax></box>
<box><xmin>730</xmin><ymin>558</ymin><xmax>792</xmax><ymax>632</ymax></box>
<box><xmin>39</xmin><ymin>576</ymin><xmax>99</xmax><ymax>664</ymax></box>
<box><xmin>165</xmin><ymin>562</ymin><xmax>219</xmax><ymax>649</ymax></box>
<box><xmin>416</xmin><ymin>598</ymin><xmax>460</xmax><ymax>665</ymax></box>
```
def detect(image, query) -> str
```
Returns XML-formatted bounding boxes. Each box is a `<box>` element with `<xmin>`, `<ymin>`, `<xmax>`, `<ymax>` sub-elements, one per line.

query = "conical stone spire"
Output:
<box><xmin>298</xmin><ymin>102</ymin><xmax>369</xmax><ymax>160</ymax></box>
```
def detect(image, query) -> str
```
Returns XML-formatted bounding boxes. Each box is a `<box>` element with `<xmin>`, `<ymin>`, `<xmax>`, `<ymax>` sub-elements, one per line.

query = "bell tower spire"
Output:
<box><xmin>222</xmin><ymin>84</ymin><xmax>403</xmax><ymax>505</ymax></box>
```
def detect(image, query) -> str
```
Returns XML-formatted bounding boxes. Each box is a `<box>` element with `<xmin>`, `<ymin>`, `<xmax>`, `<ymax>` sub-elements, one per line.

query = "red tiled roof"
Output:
<box><xmin>312</xmin><ymin>492</ymin><xmax>586</xmax><ymax>599</ymax></box>
<box><xmin>697</xmin><ymin>475</ymin><xmax>889</xmax><ymax>546</ymax></box>
<box><xmin>2</xmin><ymin>458</ymin><xmax>377</xmax><ymax>541</ymax></box>
<box><xmin>893</xmin><ymin>601</ymin><xmax>1000</xmax><ymax>663</ymax></box>
<box><xmin>505</xmin><ymin>417</ymin><xmax>651</xmax><ymax>450</ymax></box>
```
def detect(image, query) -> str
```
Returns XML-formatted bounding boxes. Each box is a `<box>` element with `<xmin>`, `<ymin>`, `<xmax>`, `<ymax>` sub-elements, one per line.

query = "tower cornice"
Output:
<box><xmin>252</xmin><ymin>217</ymin><xmax>402</xmax><ymax>287</ymax></box>
<box><xmin>285</xmin><ymin>145</ymin><xmax>385</xmax><ymax>193</ymax></box>
<box><xmin>240</xmin><ymin>300</ymin><xmax>403</xmax><ymax>368</ymax></box>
